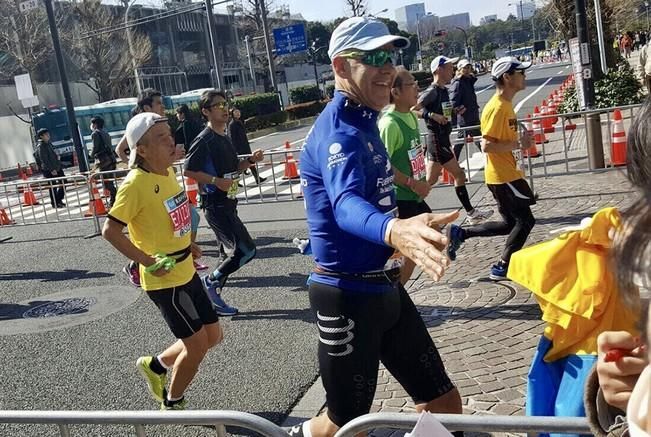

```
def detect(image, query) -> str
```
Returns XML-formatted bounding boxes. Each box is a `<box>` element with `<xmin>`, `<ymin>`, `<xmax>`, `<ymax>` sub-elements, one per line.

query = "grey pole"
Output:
<box><xmin>260</xmin><ymin>0</ymin><xmax>277</xmax><ymax>93</ymax></box>
<box><xmin>244</xmin><ymin>35</ymin><xmax>257</xmax><ymax>91</ymax></box>
<box><xmin>125</xmin><ymin>0</ymin><xmax>142</xmax><ymax>94</ymax></box>
<box><xmin>43</xmin><ymin>0</ymin><xmax>88</xmax><ymax>172</ymax></box>
<box><xmin>416</xmin><ymin>14</ymin><xmax>423</xmax><ymax>70</ymax></box>
<box><xmin>204</xmin><ymin>0</ymin><xmax>224</xmax><ymax>90</ymax></box>
<box><xmin>593</xmin><ymin>0</ymin><xmax>608</xmax><ymax>74</ymax></box>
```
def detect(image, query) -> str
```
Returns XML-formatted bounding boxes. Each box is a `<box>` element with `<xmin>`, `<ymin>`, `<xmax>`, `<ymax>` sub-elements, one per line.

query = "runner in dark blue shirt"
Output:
<box><xmin>288</xmin><ymin>17</ymin><xmax>464</xmax><ymax>437</ymax></box>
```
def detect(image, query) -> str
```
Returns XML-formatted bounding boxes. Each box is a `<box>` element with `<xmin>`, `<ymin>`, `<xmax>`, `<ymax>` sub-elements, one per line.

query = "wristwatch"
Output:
<box><xmin>210</xmin><ymin>176</ymin><xmax>216</xmax><ymax>184</ymax></box>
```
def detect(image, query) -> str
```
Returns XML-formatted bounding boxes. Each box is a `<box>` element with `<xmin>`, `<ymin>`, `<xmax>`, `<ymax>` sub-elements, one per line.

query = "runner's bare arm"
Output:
<box><xmin>115</xmin><ymin>136</ymin><xmax>129</xmax><ymax>163</ymax></box>
<box><xmin>183</xmin><ymin>169</ymin><xmax>235</xmax><ymax>192</ymax></box>
<box><xmin>102</xmin><ymin>218</ymin><xmax>168</xmax><ymax>276</ymax></box>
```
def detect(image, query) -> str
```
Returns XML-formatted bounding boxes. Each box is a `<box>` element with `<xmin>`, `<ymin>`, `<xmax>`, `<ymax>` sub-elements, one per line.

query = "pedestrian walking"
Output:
<box><xmin>446</xmin><ymin>56</ymin><xmax>537</xmax><ymax>281</ymax></box>
<box><xmin>183</xmin><ymin>89</ymin><xmax>265</xmax><ymax>316</ymax></box>
<box><xmin>102</xmin><ymin>112</ymin><xmax>223</xmax><ymax>411</ymax></box>
<box><xmin>90</xmin><ymin>116</ymin><xmax>117</xmax><ymax>207</ymax></box>
<box><xmin>228</xmin><ymin>107</ymin><xmax>266</xmax><ymax>185</ymax></box>
<box><xmin>449</xmin><ymin>58</ymin><xmax>482</xmax><ymax>161</ymax></box>
<box><xmin>288</xmin><ymin>17</ymin><xmax>463</xmax><ymax>437</ymax></box>
<box><xmin>378</xmin><ymin>66</ymin><xmax>432</xmax><ymax>284</ymax></box>
<box><xmin>638</xmin><ymin>40</ymin><xmax>651</xmax><ymax>93</ymax></box>
<box><xmin>34</xmin><ymin>128</ymin><xmax>66</xmax><ymax>208</ymax></box>
<box><xmin>414</xmin><ymin>55</ymin><xmax>493</xmax><ymax>225</ymax></box>
<box><xmin>174</xmin><ymin>104</ymin><xmax>202</xmax><ymax>153</ymax></box>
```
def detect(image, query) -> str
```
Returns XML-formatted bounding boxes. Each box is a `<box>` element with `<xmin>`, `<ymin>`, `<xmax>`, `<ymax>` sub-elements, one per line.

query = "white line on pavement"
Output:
<box><xmin>514</xmin><ymin>77</ymin><xmax>554</xmax><ymax>114</ymax></box>
<box><xmin>476</xmin><ymin>84</ymin><xmax>494</xmax><ymax>95</ymax></box>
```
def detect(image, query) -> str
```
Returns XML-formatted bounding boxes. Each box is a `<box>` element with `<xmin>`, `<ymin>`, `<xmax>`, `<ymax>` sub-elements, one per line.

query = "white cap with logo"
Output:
<box><xmin>328</xmin><ymin>17</ymin><xmax>410</xmax><ymax>60</ymax></box>
<box><xmin>125</xmin><ymin>112</ymin><xmax>168</xmax><ymax>169</ymax></box>
<box><xmin>430</xmin><ymin>56</ymin><xmax>459</xmax><ymax>72</ymax></box>
<box><xmin>491</xmin><ymin>56</ymin><xmax>532</xmax><ymax>80</ymax></box>
<box><xmin>457</xmin><ymin>59</ymin><xmax>472</xmax><ymax>69</ymax></box>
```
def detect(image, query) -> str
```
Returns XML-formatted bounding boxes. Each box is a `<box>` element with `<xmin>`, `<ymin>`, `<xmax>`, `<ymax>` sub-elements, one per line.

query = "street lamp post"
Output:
<box><xmin>370</xmin><ymin>8</ymin><xmax>388</xmax><ymax>17</ymax></box>
<box><xmin>416</xmin><ymin>12</ymin><xmax>432</xmax><ymax>71</ymax></box>
<box><xmin>646</xmin><ymin>1</ymin><xmax>650</xmax><ymax>30</ymax></box>
<box><xmin>309</xmin><ymin>41</ymin><xmax>326</xmax><ymax>94</ymax></box>
<box><xmin>455</xmin><ymin>26</ymin><xmax>469</xmax><ymax>59</ymax></box>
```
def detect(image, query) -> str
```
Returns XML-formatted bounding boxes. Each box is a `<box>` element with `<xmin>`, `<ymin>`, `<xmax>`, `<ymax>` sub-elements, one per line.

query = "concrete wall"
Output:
<box><xmin>0</xmin><ymin>82</ymin><xmax>99</xmax><ymax>117</ymax></box>
<box><xmin>0</xmin><ymin>114</ymin><xmax>34</xmax><ymax>171</ymax></box>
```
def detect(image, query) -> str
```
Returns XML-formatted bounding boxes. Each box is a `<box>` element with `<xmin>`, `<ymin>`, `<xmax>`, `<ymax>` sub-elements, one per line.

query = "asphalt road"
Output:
<box><xmin>0</xmin><ymin>62</ymin><xmax>572</xmax><ymax>436</ymax></box>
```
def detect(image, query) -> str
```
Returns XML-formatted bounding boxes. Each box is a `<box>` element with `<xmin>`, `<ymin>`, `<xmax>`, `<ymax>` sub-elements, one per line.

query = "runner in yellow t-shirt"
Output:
<box><xmin>446</xmin><ymin>57</ymin><xmax>537</xmax><ymax>281</ymax></box>
<box><xmin>103</xmin><ymin>112</ymin><xmax>223</xmax><ymax>410</ymax></box>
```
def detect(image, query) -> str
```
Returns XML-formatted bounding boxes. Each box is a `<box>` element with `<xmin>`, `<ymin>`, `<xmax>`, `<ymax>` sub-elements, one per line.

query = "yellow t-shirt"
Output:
<box><xmin>481</xmin><ymin>94</ymin><xmax>524</xmax><ymax>184</ymax></box>
<box><xmin>109</xmin><ymin>167</ymin><xmax>194</xmax><ymax>291</ymax></box>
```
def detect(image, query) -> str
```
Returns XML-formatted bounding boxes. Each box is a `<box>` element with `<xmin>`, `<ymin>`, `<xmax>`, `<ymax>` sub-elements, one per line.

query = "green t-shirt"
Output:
<box><xmin>379</xmin><ymin>107</ymin><xmax>426</xmax><ymax>201</ymax></box>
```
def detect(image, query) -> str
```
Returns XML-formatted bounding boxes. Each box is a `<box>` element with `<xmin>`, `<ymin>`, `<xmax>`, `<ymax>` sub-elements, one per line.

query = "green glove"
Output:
<box><xmin>144</xmin><ymin>253</ymin><xmax>176</xmax><ymax>273</ymax></box>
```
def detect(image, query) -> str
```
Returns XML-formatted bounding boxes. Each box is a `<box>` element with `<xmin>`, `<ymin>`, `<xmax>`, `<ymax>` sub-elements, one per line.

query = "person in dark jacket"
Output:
<box><xmin>90</xmin><ymin>116</ymin><xmax>117</xmax><ymax>206</ymax></box>
<box><xmin>174</xmin><ymin>104</ymin><xmax>202</xmax><ymax>153</ymax></box>
<box><xmin>34</xmin><ymin>128</ymin><xmax>66</xmax><ymax>208</ymax></box>
<box><xmin>227</xmin><ymin>107</ymin><xmax>265</xmax><ymax>184</ymax></box>
<box><xmin>449</xmin><ymin>59</ymin><xmax>483</xmax><ymax>161</ymax></box>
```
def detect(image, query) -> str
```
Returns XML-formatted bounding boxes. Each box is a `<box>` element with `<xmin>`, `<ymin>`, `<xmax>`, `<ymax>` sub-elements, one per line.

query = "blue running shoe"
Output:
<box><xmin>489</xmin><ymin>263</ymin><xmax>508</xmax><ymax>281</ymax></box>
<box><xmin>446</xmin><ymin>224</ymin><xmax>464</xmax><ymax>261</ymax></box>
<box><xmin>202</xmin><ymin>275</ymin><xmax>238</xmax><ymax>316</ymax></box>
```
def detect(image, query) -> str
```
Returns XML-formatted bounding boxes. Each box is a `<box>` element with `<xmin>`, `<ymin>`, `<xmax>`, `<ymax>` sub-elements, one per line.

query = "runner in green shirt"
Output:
<box><xmin>379</xmin><ymin>66</ymin><xmax>432</xmax><ymax>284</ymax></box>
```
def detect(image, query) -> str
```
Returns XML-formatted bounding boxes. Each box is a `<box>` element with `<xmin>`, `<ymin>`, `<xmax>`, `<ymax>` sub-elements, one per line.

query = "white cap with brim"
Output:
<box><xmin>430</xmin><ymin>56</ymin><xmax>460</xmax><ymax>72</ymax></box>
<box><xmin>328</xmin><ymin>17</ymin><xmax>410</xmax><ymax>60</ymax></box>
<box><xmin>457</xmin><ymin>59</ymin><xmax>472</xmax><ymax>69</ymax></box>
<box><xmin>125</xmin><ymin>112</ymin><xmax>168</xmax><ymax>169</ymax></box>
<box><xmin>491</xmin><ymin>56</ymin><xmax>532</xmax><ymax>80</ymax></box>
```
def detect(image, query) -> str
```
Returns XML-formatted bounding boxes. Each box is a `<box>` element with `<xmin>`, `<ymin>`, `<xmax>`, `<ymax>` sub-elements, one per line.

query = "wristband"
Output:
<box><xmin>145</xmin><ymin>253</ymin><xmax>176</xmax><ymax>273</ymax></box>
<box><xmin>422</xmin><ymin>109</ymin><xmax>430</xmax><ymax>120</ymax></box>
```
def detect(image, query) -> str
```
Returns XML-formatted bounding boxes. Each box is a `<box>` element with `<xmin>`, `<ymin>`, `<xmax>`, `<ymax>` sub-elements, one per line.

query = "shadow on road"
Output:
<box><xmin>0</xmin><ymin>269</ymin><xmax>113</xmax><ymax>282</ymax></box>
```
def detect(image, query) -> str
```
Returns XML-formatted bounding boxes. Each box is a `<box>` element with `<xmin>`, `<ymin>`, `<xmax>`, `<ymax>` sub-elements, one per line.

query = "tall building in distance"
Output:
<box><xmin>439</xmin><ymin>12</ymin><xmax>471</xmax><ymax>30</ymax></box>
<box><xmin>480</xmin><ymin>14</ymin><xmax>498</xmax><ymax>25</ymax></box>
<box><xmin>394</xmin><ymin>3</ymin><xmax>426</xmax><ymax>33</ymax></box>
<box><xmin>515</xmin><ymin>1</ymin><xmax>536</xmax><ymax>19</ymax></box>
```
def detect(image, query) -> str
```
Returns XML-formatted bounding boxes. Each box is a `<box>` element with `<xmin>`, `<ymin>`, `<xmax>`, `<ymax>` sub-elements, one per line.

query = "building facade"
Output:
<box><xmin>480</xmin><ymin>15</ymin><xmax>498</xmax><ymax>25</ymax></box>
<box><xmin>395</xmin><ymin>3</ymin><xmax>426</xmax><ymax>33</ymax></box>
<box><xmin>439</xmin><ymin>12</ymin><xmax>471</xmax><ymax>30</ymax></box>
<box><xmin>515</xmin><ymin>2</ymin><xmax>536</xmax><ymax>20</ymax></box>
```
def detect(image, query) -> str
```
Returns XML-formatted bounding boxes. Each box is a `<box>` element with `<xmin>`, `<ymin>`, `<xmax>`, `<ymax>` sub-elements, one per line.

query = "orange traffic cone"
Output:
<box><xmin>282</xmin><ymin>141</ymin><xmax>299</xmax><ymax>180</ymax></box>
<box><xmin>25</xmin><ymin>163</ymin><xmax>32</xmax><ymax>177</ymax></box>
<box><xmin>563</xmin><ymin>117</ymin><xmax>577</xmax><ymax>131</ymax></box>
<box><xmin>22</xmin><ymin>182</ymin><xmax>39</xmax><ymax>206</ymax></box>
<box><xmin>185</xmin><ymin>177</ymin><xmax>199</xmax><ymax>206</ymax></box>
<box><xmin>532</xmin><ymin>106</ymin><xmax>547</xmax><ymax>144</ymax></box>
<box><xmin>0</xmin><ymin>206</ymin><xmax>13</xmax><ymax>225</ymax></box>
<box><xmin>522</xmin><ymin>115</ymin><xmax>540</xmax><ymax>158</ymax></box>
<box><xmin>548</xmin><ymin>95</ymin><xmax>559</xmax><ymax>124</ymax></box>
<box><xmin>440</xmin><ymin>168</ymin><xmax>454</xmax><ymax>185</ymax></box>
<box><xmin>610</xmin><ymin>109</ymin><xmax>627</xmax><ymax>166</ymax></box>
<box><xmin>84</xmin><ymin>181</ymin><xmax>108</xmax><ymax>217</ymax></box>
<box><xmin>541</xmin><ymin>99</ymin><xmax>555</xmax><ymax>133</ymax></box>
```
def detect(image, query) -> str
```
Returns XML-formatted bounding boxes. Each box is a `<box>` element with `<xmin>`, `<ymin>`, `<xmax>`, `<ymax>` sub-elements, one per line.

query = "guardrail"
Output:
<box><xmin>335</xmin><ymin>412</ymin><xmax>592</xmax><ymax>436</ymax></box>
<box><xmin>0</xmin><ymin>410</ymin><xmax>288</xmax><ymax>437</ymax></box>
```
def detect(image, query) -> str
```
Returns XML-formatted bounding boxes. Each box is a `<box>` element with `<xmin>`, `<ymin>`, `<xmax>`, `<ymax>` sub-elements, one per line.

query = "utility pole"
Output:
<box><xmin>244</xmin><ymin>35</ymin><xmax>257</xmax><ymax>91</ymax></box>
<box><xmin>125</xmin><ymin>0</ymin><xmax>141</xmax><ymax>94</ymax></box>
<box><xmin>593</xmin><ymin>0</ymin><xmax>608</xmax><ymax>74</ymax></box>
<box><xmin>44</xmin><ymin>0</ymin><xmax>88</xmax><ymax>172</ymax></box>
<box><xmin>575</xmin><ymin>0</ymin><xmax>604</xmax><ymax>169</ymax></box>
<box><xmin>205</xmin><ymin>0</ymin><xmax>224</xmax><ymax>90</ymax></box>
<box><xmin>260</xmin><ymin>0</ymin><xmax>277</xmax><ymax>93</ymax></box>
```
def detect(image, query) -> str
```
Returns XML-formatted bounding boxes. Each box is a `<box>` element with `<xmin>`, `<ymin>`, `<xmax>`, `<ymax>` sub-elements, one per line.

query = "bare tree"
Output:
<box><xmin>65</xmin><ymin>0</ymin><xmax>151</xmax><ymax>101</ymax></box>
<box><xmin>0</xmin><ymin>0</ymin><xmax>62</xmax><ymax>80</ymax></box>
<box><xmin>343</xmin><ymin>0</ymin><xmax>367</xmax><ymax>17</ymax></box>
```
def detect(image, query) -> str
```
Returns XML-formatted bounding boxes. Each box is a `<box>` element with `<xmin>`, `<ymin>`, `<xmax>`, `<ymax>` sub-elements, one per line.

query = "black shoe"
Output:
<box><xmin>55</xmin><ymin>202</ymin><xmax>66</xmax><ymax>208</ymax></box>
<box><xmin>256</xmin><ymin>177</ymin><xmax>267</xmax><ymax>184</ymax></box>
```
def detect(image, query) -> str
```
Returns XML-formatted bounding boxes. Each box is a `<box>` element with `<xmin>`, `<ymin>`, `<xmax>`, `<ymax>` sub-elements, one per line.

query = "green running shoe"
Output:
<box><xmin>136</xmin><ymin>356</ymin><xmax>167</xmax><ymax>403</ymax></box>
<box><xmin>161</xmin><ymin>398</ymin><xmax>188</xmax><ymax>410</ymax></box>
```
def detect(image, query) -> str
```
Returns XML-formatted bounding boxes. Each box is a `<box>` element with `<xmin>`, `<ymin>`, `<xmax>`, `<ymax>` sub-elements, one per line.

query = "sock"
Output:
<box><xmin>209</xmin><ymin>270</ymin><xmax>224</xmax><ymax>285</ymax></box>
<box><xmin>302</xmin><ymin>421</ymin><xmax>312</xmax><ymax>437</ymax></box>
<box><xmin>164</xmin><ymin>395</ymin><xmax>184</xmax><ymax>406</ymax></box>
<box><xmin>149</xmin><ymin>356</ymin><xmax>167</xmax><ymax>374</ymax></box>
<box><xmin>155</xmin><ymin>354</ymin><xmax>171</xmax><ymax>370</ymax></box>
<box><xmin>454</xmin><ymin>185</ymin><xmax>473</xmax><ymax>212</ymax></box>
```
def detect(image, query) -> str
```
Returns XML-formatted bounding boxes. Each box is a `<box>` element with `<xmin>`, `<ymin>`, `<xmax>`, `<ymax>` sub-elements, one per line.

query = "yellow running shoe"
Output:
<box><xmin>136</xmin><ymin>356</ymin><xmax>167</xmax><ymax>403</ymax></box>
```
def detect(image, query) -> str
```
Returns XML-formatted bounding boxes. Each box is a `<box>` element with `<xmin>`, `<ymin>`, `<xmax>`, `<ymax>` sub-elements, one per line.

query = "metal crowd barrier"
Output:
<box><xmin>335</xmin><ymin>412</ymin><xmax>592</xmax><ymax>436</ymax></box>
<box><xmin>0</xmin><ymin>410</ymin><xmax>288</xmax><ymax>437</ymax></box>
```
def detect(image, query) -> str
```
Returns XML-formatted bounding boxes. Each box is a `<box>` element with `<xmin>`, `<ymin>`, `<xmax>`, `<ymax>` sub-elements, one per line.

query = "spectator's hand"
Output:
<box><xmin>430</xmin><ymin>113</ymin><xmax>449</xmax><ymax>125</ymax></box>
<box><xmin>251</xmin><ymin>149</ymin><xmax>264</xmax><ymax>162</ymax></box>
<box><xmin>190</xmin><ymin>242</ymin><xmax>202</xmax><ymax>260</ymax></box>
<box><xmin>387</xmin><ymin>211</ymin><xmax>459</xmax><ymax>281</ymax></box>
<box><xmin>51</xmin><ymin>170</ymin><xmax>57</xmax><ymax>176</ymax></box>
<box><xmin>596</xmin><ymin>331</ymin><xmax>648</xmax><ymax>411</ymax></box>
<box><xmin>412</xmin><ymin>180</ymin><xmax>431</xmax><ymax>199</ymax></box>
<box><xmin>456</xmin><ymin>105</ymin><xmax>467</xmax><ymax>116</ymax></box>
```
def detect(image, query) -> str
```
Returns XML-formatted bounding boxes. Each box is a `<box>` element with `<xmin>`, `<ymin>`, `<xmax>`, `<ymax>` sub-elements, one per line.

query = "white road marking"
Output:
<box><xmin>514</xmin><ymin>77</ymin><xmax>554</xmax><ymax>114</ymax></box>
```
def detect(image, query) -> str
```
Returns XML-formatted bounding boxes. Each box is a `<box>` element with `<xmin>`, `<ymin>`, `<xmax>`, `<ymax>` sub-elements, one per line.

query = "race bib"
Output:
<box><xmin>164</xmin><ymin>191</ymin><xmax>191</xmax><ymax>237</ymax></box>
<box><xmin>407</xmin><ymin>140</ymin><xmax>426</xmax><ymax>181</ymax></box>
<box><xmin>224</xmin><ymin>171</ymin><xmax>240</xmax><ymax>200</ymax></box>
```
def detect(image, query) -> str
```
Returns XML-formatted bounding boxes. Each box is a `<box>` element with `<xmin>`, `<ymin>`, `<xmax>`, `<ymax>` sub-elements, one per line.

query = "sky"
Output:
<box><xmin>260</xmin><ymin>0</ymin><xmax>528</xmax><ymax>26</ymax></box>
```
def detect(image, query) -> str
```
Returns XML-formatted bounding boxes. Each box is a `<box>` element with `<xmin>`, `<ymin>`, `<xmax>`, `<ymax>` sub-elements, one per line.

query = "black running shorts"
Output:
<box><xmin>147</xmin><ymin>274</ymin><xmax>219</xmax><ymax>339</ymax></box>
<box><xmin>309</xmin><ymin>281</ymin><xmax>455</xmax><ymax>427</ymax></box>
<box><xmin>487</xmin><ymin>178</ymin><xmax>536</xmax><ymax>210</ymax></box>
<box><xmin>426</xmin><ymin>132</ymin><xmax>455</xmax><ymax>165</ymax></box>
<box><xmin>396</xmin><ymin>199</ymin><xmax>432</xmax><ymax>219</ymax></box>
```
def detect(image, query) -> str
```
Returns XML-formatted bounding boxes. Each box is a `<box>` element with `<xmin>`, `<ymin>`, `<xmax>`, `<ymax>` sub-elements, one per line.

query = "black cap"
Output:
<box><xmin>36</xmin><ymin>128</ymin><xmax>49</xmax><ymax>137</ymax></box>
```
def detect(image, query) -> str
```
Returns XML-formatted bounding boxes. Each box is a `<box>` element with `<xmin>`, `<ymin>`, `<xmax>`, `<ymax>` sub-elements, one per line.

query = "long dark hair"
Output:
<box><xmin>613</xmin><ymin>95</ymin><xmax>651</xmax><ymax>307</ymax></box>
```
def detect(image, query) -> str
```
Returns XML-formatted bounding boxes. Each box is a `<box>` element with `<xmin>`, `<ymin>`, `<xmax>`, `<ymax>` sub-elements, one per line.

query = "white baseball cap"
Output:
<box><xmin>328</xmin><ymin>17</ymin><xmax>410</xmax><ymax>60</ymax></box>
<box><xmin>430</xmin><ymin>56</ymin><xmax>459</xmax><ymax>72</ymax></box>
<box><xmin>125</xmin><ymin>112</ymin><xmax>169</xmax><ymax>169</ymax></box>
<box><xmin>457</xmin><ymin>59</ymin><xmax>472</xmax><ymax>69</ymax></box>
<box><xmin>491</xmin><ymin>56</ymin><xmax>532</xmax><ymax>80</ymax></box>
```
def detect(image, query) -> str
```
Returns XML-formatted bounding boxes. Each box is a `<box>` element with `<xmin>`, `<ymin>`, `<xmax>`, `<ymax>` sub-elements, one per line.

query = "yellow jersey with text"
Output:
<box><xmin>481</xmin><ymin>94</ymin><xmax>524</xmax><ymax>184</ymax></box>
<box><xmin>109</xmin><ymin>167</ymin><xmax>194</xmax><ymax>291</ymax></box>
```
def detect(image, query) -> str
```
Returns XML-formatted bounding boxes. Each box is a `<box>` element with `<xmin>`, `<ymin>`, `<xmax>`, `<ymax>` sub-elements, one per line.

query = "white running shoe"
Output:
<box><xmin>466</xmin><ymin>207</ymin><xmax>494</xmax><ymax>225</ymax></box>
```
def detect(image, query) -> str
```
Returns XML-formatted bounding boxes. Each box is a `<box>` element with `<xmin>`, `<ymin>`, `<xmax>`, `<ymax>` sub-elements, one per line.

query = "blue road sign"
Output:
<box><xmin>273</xmin><ymin>23</ymin><xmax>307</xmax><ymax>55</ymax></box>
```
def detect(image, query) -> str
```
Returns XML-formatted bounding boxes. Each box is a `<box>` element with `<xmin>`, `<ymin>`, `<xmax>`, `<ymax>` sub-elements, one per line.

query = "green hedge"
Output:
<box><xmin>244</xmin><ymin>111</ymin><xmax>288</xmax><ymax>131</ymax></box>
<box><xmin>558</xmin><ymin>60</ymin><xmax>643</xmax><ymax>113</ymax></box>
<box><xmin>231</xmin><ymin>93</ymin><xmax>281</xmax><ymax>120</ymax></box>
<box><xmin>289</xmin><ymin>85</ymin><xmax>322</xmax><ymax>104</ymax></box>
<box><xmin>285</xmin><ymin>101</ymin><xmax>327</xmax><ymax>120</ymax></box>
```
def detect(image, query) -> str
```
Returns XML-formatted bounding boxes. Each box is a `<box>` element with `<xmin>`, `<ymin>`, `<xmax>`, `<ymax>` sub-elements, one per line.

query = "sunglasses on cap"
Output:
<box><xmin>338</xmin><ymin>49</ymin><xmax>396</xmax><ymax>67</ymax></box>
